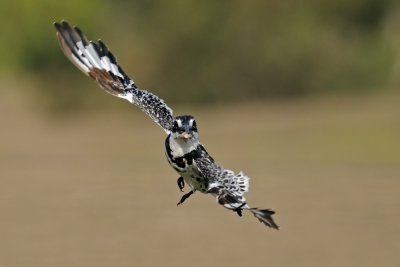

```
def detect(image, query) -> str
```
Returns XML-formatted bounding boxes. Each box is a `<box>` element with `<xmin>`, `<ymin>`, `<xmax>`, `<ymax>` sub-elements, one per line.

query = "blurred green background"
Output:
<box><xmin>0</xmin><ymin>1</ymin><xmax>399</xmax><ymax>267</ymax></box>
<box><xmin>1</xmin><ymin>0</ymin><xmax>400</xmax><ymax>110</ymax></box>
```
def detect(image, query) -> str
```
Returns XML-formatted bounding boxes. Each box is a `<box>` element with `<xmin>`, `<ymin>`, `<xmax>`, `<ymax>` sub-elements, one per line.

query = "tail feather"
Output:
<box><xmin>250</xmin><ymin>208</ymin><xmax>279</xmax><ymax>230</ymax></box>
<box><xmin>211</xmin><ymin>189</ymin><xmax>279</xmax><ymax>230</ymax></box>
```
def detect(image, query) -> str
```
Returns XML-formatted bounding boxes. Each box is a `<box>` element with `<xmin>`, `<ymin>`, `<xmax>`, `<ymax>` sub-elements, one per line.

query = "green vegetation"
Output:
<box><xmin>1</xmin><ymin>0</ymin><xmax>399</xmax><ymax>112</ymax></box>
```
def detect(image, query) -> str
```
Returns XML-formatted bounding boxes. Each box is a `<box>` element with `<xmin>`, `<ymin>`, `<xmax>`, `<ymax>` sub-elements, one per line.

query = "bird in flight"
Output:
<box><xmin>54</xmin><ymin>21</ymin><xmax>279</xmax><ymax>230</ymax></box>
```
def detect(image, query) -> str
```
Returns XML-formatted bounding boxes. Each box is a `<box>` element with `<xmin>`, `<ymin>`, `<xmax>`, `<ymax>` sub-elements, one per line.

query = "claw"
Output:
<box><xmin>177</xmin><ymin>177</ymin><xmax>185</xmax><ymax>192</ymax></box>
<box><xmin>235</xmin><ymin>208</ymin><xmax>243</xmax><ymax>217</ymax></box>
<box><xmin>177</xmin><ymin>190</ymin><xmax>194</xmax><ymax>206</ymax></box>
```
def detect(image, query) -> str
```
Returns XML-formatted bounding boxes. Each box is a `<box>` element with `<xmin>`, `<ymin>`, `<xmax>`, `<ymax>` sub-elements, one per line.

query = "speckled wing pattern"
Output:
<box><xmin>194</xmin><ymin>146</ymin><xmax>250</xmax><ymax>208</ymax></box>
<box><xmin>195</xmin><ymin>151</ymin><xmax>278</xmax><ymax>229</ymax></box>
<box><xmin>54</xmin><ymin>21</ymin><xmax>174</xmax><ymax>134</ymax></box>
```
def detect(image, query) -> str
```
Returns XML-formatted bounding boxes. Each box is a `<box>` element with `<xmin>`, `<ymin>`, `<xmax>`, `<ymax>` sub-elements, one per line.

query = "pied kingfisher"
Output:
<box><xmin>54</xmin><ymin>21</ymin><xmax>278</xmax><ymax>230</ymax></box>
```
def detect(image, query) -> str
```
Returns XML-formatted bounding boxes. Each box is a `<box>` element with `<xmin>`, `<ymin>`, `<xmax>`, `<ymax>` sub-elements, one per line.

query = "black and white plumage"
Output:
<box><xmin>54</xmin><ymin>21</ymin><xmax>278</xmax><ymax>230</ymax></box>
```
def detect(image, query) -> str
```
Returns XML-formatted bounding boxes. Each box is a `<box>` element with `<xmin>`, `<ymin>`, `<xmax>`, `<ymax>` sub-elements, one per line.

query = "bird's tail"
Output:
<box><xmin>249</xmin><ymin>208</ymin><xmax>279</xmax><ymax>230</ymax></box>
<box><xmin>214</xmin><ymin>191</ymin><xmax>250</xmax><ymax>220</ymax></box>
<box><xmin>212</xmin><ymin>189</ymin><xmax>279</xmax><ymax>230</ymax></box>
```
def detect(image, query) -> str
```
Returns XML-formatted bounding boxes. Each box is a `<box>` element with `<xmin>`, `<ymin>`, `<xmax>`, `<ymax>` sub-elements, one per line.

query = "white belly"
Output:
<box><xmin>182</xmin><ymin>165</ymin><xmax>206</xmax><ymax>191</ymax></box>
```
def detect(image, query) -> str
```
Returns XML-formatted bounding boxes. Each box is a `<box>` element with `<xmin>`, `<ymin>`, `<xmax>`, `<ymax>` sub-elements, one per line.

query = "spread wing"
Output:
<box><xmin>194</xmin><ymin>145</ymin><xmax>249</xmax><ymax>197</ymax></box>
<box><xmin>54</xmin><ymin>21</ymin><xmax>174</xmax><ymax>134</ymax></box>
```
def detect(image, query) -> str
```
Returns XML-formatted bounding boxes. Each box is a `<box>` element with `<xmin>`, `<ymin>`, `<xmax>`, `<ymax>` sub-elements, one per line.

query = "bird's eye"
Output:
<box><xmin>192</xmin><ymin>120</ymin><xmax>197</xmax><ymax>129</ymax></box>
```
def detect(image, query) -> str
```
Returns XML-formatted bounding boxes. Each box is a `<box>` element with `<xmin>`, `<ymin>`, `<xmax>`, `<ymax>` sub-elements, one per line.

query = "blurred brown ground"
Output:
<box><xmin>0</xmin><ymin>90</ymin><xmax>399</xmax><ymax>267</ymax></box>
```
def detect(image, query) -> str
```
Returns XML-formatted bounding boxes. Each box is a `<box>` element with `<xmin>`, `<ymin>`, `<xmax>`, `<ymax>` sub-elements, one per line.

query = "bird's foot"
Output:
<box><xmin>177</xmin><ymin>190</ymin><xmax>194</xmax><ymax>206</ymax></box>
<box><xmin>177</xmin><ymin>177</ymin><xmax>185</xmax><ymax>192</ymax></box>
<box><xmin>234</xmin><ymin>203</ymin><xmax>247</xmax><ymax>217</ymax></box>
<box><xmin>234</xmin><ymin>208</ymin><xmax>243</xmax><ymax>217</ymax></box>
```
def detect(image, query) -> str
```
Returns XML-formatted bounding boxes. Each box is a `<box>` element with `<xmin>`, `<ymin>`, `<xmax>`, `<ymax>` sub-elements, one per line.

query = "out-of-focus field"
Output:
<box><xmin>0</xmin><ymin>90</ymin><xmax>399</xmax><ymax>267</ymax></box>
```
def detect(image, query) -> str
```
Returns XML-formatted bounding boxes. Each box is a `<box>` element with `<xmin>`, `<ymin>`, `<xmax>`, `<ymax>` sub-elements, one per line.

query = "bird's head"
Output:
<box><xmin>171</xmin><ymin>115</ymin><xmax>198</xmax><ymax>141</ymax></box>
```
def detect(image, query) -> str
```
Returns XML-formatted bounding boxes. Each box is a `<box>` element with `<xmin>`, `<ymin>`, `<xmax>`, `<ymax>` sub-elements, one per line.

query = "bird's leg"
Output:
<box><xmin>177</xmin><ymin>177</ymin><xmax>185</xmax><ymax>192</ymax></box>
<box><xmin>177</xmin><ymin>190</ymin><xmax>194</xmax><ymax>206</ymax></box>
<box><xmin>234</xmin><ymin>208</ymin><xmax>243</xmax><ymax>217</ymax></box>
<box><xmin>233</xmin><ymin>203</ymin><xmax>246</xmax><ymax>217</ymax></box>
